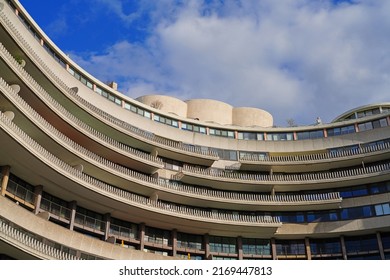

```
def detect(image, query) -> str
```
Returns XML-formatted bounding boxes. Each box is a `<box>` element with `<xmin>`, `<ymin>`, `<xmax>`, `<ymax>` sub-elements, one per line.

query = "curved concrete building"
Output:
<box><xmin>0</xmin><ymin>0</ymin><xmax>390</xmax><ymax>260</ymax></box>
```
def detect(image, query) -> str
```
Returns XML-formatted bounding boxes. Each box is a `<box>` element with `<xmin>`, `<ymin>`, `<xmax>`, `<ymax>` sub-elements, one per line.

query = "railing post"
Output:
<box><xmin>1</xmin><ymin>165</ymin><xmax>10</xmax><ymax>197</ymax></box>
<box><xmin>33</xmin><ymin>185</ymin><xmax>43</xmax><ymax>214</ymax></box>
<box><xmin>68</xmin><ymin>201</ymin><xmax>77</xmax><ymax>231</ymax></box>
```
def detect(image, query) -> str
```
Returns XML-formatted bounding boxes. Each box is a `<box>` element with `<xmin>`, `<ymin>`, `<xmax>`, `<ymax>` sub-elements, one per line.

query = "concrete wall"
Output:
<box><xmin>233</xmin><ymin>107</ymin><xmax>273</xmax><ymax>127</ymax></box>
<box><xmin>136</xmin><ymin>95</ymin><xmax>188</xmax><ymax>118</ymax></box>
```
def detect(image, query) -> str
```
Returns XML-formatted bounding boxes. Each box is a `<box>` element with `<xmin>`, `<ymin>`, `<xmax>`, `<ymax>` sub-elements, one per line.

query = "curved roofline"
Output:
<box><xmin>332</xmin><ymin>102</ymin><xmax>390</xmax><ymax>123</ymax></box>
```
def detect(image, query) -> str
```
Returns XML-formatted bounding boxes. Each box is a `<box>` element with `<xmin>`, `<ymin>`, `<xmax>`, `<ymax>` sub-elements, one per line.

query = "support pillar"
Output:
<box><xmin>139</xmin><ymin>223</ymin><xmax>145</xmax><ymax>251</ymax></box>
<box><xmin>172</xmin><ymin>229</ymin><xmax>177</xmax><ymax>257</ymax></box>
<box><xmin>305</xmin><ymin>237</ymin><xmax>312</xmax><ymax>260</ymax></box>
<box><xmin>69</xmin><ymin>201</ymin><xmax>77</xmax><ymax>230</ymax></box>
<box><xmin>204</xmin><ymin>234</ymin><xmax>211</xmax><ymax>260</ymax></box>
<box><xmin>33</xmin><ymin>185</ymin><xmax>43</xmax><ymax>214</ymax></box>
<box><xmin>1</xmin><ymin>166</ymin><xmax>10</xmax><ymax>197</ymax></box>
<box><xmin>237</xmin><ymin>236</ymin><xmax>243</xmax><ymax>260</ymax></box>
<box><xmin>104</xmin><ymin>213</ymin><xmax>111</xmax><ymax>241</ymax></box>
<box><xmin>340</xmin><ymin>236</ymin><xmax>347</xmax><ymax>260</ymax></box>
<box><xmin>271</xmin><ymin>238</ymin><xmax>277</xmax><ymax>260</ymax></box>
<box><xmin>377</xmin><ymin>232</ymin><xmax>385</xmax><ymax>260</ymax></box>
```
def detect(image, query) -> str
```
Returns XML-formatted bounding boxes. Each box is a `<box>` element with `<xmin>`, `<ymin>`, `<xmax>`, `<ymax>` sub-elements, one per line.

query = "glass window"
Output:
<box><xmin>238</xmin><ymin>132</ymin><xmax>259</xmax><ymax>140</ymax></box>
<box><xmin>144</xmin><ymin>111</ymin><xmax>151</xmax><ymax>119</ymax></box>
<box><xmin>358</xmin><ymin>122</ymin><xmax>373</xmax><ymax>131</ymax></box>
<box><xmin>276</xmin><ymin>240</ymin><xmax>305</xmax><ymax>256</ymax></box>
<box><xmin>177</xmin><ymin>232</ymin><xmax>203</xmax><ymax>250</ymax></box>
<box><xmin>352</xmin><ymin>186</ymin><xmax>368</xmax><ymax>197</ymax></box>
<box><xmin>296</xmin><ymin>130</ymin><xmax>324</xmax><ymax>140</ymax></box>
<box><xmin>310</xmin><ymin>238</ymin><xmax>341</xmax><ymax>255</ymax></box>
<box><xmin>209</xmin><ymin>236</ymin><xmax>236</xmax><ymax>254</ymax></box>
<box><xmin>242</xmin><ymin>238</ymin><xmax>270</xmax><ymax>255</ymax></box>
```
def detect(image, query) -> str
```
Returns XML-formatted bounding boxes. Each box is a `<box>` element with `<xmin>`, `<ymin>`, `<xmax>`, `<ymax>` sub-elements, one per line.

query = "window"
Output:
<box><xmin>177</xmin><ymin>233</ymin><xmax>203</xmax><ymax>250</ymax></box>
<box><xmin>358</xmin><ymin>121</ymin><xmax>373</xmax><ymax>131</ymax></box>
<box><xmin>266</xmin><ymin>133</ymin><xmax>293</xmax><ymax>141</ymax></box>
<box><xmin>310</xmin><ymin>238</ymin><xmax>341</xmax><ymax>255</ymax></box>
<box><xmin>238</xmin><ymin>132</ymin><xmax>263</xmax><ymax>140</ymax></box>
<box><xmin>276</xmin><ymin>240</ymin><xmax>305</xmax><ymax>256</ymax></box>
<box><xmin>209</xmin><ymin>236</ymin><xmax>236</xmax><ymax>253</ymax></box>
<box><xmin>242</xmin><ymin>238</ymin><xmax>270</xmax><ymax>255</ymax></box>
<box><xmin>144</xmin><ymin>227</ymin><xmax>171</xmax><ymax>246</ymax></box>
<box><xmin>181</xmin><ymin>122</ymin><xmax>206</xmax><ymax>134</ymax></box>
<box><xmin>327</xmin><ymin>125</ymin><xmax>355</xmax><ymax>136</ymax></box>
<box><xmin>375</xmin><ymin>203</ymin><xmax>390</xmax><ymax>216</ymax></box>
<box><xmin>154</xmin><ymin>114</ymin><xmax>178</xmax><ymax>127</ymax></box>
<box><xmin>296</xmin><ymin>130</ymin><xmax>324</xmax><ymax>140</ymax></box>
<box><xmin>345</xmin><ymin>235</ymin><xmax>378</xmax><ymax>254</ymax></box>
<box><xmin>209</xmin><ymin>128</ymin><xmax>235</xmax><ymax>138</ymax></box>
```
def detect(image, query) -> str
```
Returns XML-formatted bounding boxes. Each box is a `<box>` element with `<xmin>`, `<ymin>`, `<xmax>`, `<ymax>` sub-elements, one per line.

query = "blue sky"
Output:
<box><xmin>19</xmin><ymin>0</ymin><xmax>390</xmax><ymax>126</ymax></box>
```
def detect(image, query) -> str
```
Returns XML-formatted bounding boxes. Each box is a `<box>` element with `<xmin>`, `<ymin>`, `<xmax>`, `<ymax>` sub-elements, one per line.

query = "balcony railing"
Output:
<box><xmin>179</xmin><ymin>162</ymin><xmax>390</xmax><ymax>184</ymax></box>
<box><xmin>0</xmin><ymin>218</ymin><xmax>81</xmax><ymax>259</ymax></box>
<box><xmin>0</xmin><ymin>14</ymin><xmax>219</xmax><ymax>159</ymax></box>
<box><xmin>240</xmin><ymin>141</ymin><xmax>390</xmax><ymax>163</ymax></box>
<box><xmin>0</xmin><ymin>77</ymin><xmax>342</xmax><ymax>208</ymax></box>
<box><xmin>0</xmin><ymin>42</ymin><xmax>164</xmax><ymax>169</ymax></box>
<box><xmin>0</xmin><ymin>110</ymin><xmax>280</xmax><ymax>226</ymax></box>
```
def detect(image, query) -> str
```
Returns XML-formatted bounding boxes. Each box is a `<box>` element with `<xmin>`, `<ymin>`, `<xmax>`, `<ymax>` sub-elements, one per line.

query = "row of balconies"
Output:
<box><xmin>0</xmin><ymin>11</ymin><xmax>219</xmax><ymax>164</ymax></box>
<box><xmin>1</xmin><ymin>7</ymin><xmax>390</xmax><ymax>170</ymax></box>
<box><xmin>0</xmin><ymin>77</ymin><xmax>344</xmax><ymax>212</ymax></box>
<box><xmin>0</xmin><ymin>218</ymin><xmax>84</xmax><ymax>260</ymax></box>
<box><xmin>177</xmin><ymin>162</ymin><xmax>390</xmax><ymax>191</ymax></box>
<box><xmin>0</xmin><ymin>110</ymin><xmax>283</xmax><ymax>228</ymax></box>
<box><xmin>0</xmin><ymin>63</ymin><xmax>388</xmax><ymax>198</ymax></box>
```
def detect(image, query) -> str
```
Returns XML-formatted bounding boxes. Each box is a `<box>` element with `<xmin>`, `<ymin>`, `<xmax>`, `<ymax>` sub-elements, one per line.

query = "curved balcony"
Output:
<box><xmin>0</xmin><ymin>10</ymin><xmax>219</xmax><ymax>166</ymax></box>
<box><xmin>0</xmin><ymin>78</ymin><xmax>343</xmax><ymax>211</ymax></box>
<box><xmin>0</xmin><ymin>42</ymin><xmax>164</xmax><ymax>174</ymax></box>
<box><xmin>0</xmin><ymin>218</ymin><xmax>81</xmax><ymax>260</ymax></box>
<box><xmin>0</xmin><ymin>111</ymin><xmax>281</xmax><ymax>235</ymax></box>
<box><xmin>240</xmin><ymin>141</ymin><xmax>390</xmax><ymax>172</ymax></box>
<box><xmin>175</xmin><ymin>162</ymin><xmax>390</xmax><ymax>192</ymax></box>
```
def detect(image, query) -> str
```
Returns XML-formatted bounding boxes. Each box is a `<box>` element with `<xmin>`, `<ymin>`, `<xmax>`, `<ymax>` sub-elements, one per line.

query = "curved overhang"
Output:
<box><xmin>332</xmin><ymin>103</ymin><xmax>390</xmax><ymax>123</ymax></box>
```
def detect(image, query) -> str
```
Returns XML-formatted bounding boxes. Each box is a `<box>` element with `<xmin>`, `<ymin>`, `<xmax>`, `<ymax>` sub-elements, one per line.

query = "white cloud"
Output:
<box><xmin>75</xmin><ymin>0</ymin><xmax>390</xmax><ymax>125</ymax></box>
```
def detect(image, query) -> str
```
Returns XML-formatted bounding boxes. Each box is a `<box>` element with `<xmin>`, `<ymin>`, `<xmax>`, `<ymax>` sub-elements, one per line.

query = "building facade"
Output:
<box><xmin>0</xmin><ymin>0</ymin><xmax>390</xmax><ymax>260</ymax></box>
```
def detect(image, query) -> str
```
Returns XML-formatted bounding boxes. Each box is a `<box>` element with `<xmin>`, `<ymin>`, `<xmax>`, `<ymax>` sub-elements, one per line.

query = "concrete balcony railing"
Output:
<box><xmin>0</xmin><ymin>12</ymin><xmax>219</xmax><ymax>160</ymax></box>
<box><xmin>0</xmin><ymin>42</ymin><xmax>164</xmax><ymax>171</ymax></box>
<box><xmin>0</xmin><ymin>111</ymin><xmax>281</xmax><ymax>227</ymax></box>
<box><xmin>0</xmin><ymin>78</ymin><xmax>342</xmax><ymax>210</ymax></box>
<box><xmin>0</xmin><ymin>218</ymin><xmax>81</xmax><ymax>260</ymax></box>
<box><xmin>240</xmin><ymin>142</ymin><xmax>390</xmax><ymax>163</ymax></box>
<box><xmin>178</xmin><ymin>162</ymin><xmax>390</xmax><ymax>185</ymax></box>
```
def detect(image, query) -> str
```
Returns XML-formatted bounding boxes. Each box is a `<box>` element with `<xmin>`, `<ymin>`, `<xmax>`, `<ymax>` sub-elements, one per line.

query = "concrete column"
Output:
<box><xmin>33</xmin><ymin>185</ymin><xmax>43</xmax><ymax>214</ymax></box>
<box><xmin>1</xmin><ymin>166</ymin><xmax>10</xmax><ymax>197</ymax></box>
<box><xmin>340</xmin><ymin>236</ymin><xmax>347</xmax><ymax>260</ymax></box>
<box><xmin>305</xmin><ymin>237</ymin><xmax>312</xmax><ymax>260</ymax></box>
<box><xmin>237</xmin><ymin>236</ymin><xmax>243</xmax><ymax>260</ymax></box>
<box><xmin>204</xmin><ymin>234</ymin><xmax>210</xmax><ymax>260</ymax></box>
<box><xmin>172</xmin><ymin>229</ymin><xmax>177</xmax><ymax>257</ymax></box>
<box><xmin>68</xmin><ymin>201</ymin><xmax>77</xmax><ymax>230</ymax></box>
<box><xmin>103</xmin><ymin>213</ymin><xmax>111</xmax><ymax>241</ymax></box>
<box><xmin>139</xmin><ymin>223</ymin><xmax>145</xmax><ymax>251</ymax></box>
<box><xmin>377</xmin><ymin>232</ymin><xmax>385</xmax><ymax>260</ymax></box>
<box><xmin>271</xmin><ymin>238</ymin><xmax>277</xmax><ymax>260</ymax></box>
